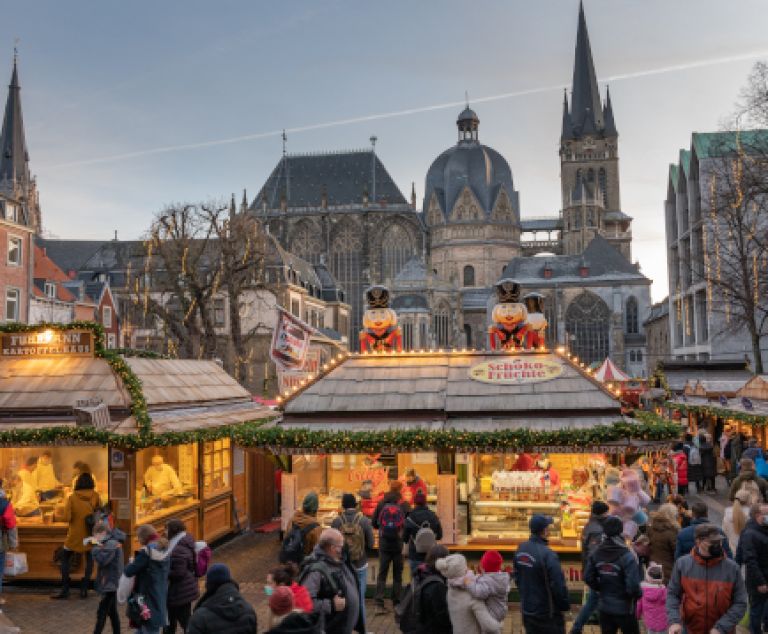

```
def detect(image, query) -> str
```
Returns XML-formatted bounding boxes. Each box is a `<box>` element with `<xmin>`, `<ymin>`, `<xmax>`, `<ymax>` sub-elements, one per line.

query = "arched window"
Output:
<box><xmin>463</xmin><ymin>265</ymin><xmax>475</xmax><ymax>287</ymax></box>
<box><xmin>626</xmin><ymin>296</ymin><xmax>639</xmax><ymax>334</ymax></box>
<box><xmin>289</xmin><ymin>222</ymin><xmax>323</xmax><ymax>264</ymax></box>
<box><xmin>463</xmin><ymin>324</ymin><xmax>472</xmax><ymax>348</ymax></box>
<box><xmin>433</xmin><ymin>302</ymin><xmax>451</xmax><ymax>347</ymax></box>
<box><xmin>381</xmin><ymin>223</ymin><xmax>415</xmax><ymax>281</ymax></box>
<box><xmin>599</xmin><ymin>168</ymin><xmax>608</xmax><ymax>207</ymax></box>
<box><xmin>330</xmin><ymin>224</ymin><xmax>363</xmax><ymax>337</ymax></box>
<box><xmin>565</xmin><ymin>292</ymin><xmax>610</xmax><ymax>366</ymax></box>
<box><xmin>575</xmin><ymin>169</ymin><xmax>583</xmax><ymax>190</ymax></box>
<box><xmin>402</xmin><ymin>320</ymin><xmax>414</xmax><ymax>350</ymax></box>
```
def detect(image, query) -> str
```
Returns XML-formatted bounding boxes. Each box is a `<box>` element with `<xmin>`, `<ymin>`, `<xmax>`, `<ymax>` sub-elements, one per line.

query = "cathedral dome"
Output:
<box><xmin>423</xmin><ymin>107</ymin><xmax>519</xmax><ymax>224</ymax></box>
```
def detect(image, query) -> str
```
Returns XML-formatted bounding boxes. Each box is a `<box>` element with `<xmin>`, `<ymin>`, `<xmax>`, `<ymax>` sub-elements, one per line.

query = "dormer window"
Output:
<box><xmin>45</xmin><ymin>282</ymin><xmax>56</xmax><ymax>299</ymax></box>
<box><xmin>5</xmin><ymin>202</ymin><xmax>17</xmax><ymax>223</ymax></box>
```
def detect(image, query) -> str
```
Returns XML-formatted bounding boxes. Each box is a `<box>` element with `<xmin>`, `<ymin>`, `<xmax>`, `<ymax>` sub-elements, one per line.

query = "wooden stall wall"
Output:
<box><xmin>247</xmin><ymin>450</ymin><xmax>277</xmax><ymax>527</ymax></box>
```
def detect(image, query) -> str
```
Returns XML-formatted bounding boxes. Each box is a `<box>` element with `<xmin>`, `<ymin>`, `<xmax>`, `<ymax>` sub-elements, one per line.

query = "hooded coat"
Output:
<box><xmin>646</xmin><ymin>513</ymin><xmax>679</xmax><ymax>583</ymax></box>
<box><xmin>636</xmin><ymin>582</ymin><xmax>668</xmax><ymax>632</ymax></box>
<box><xmin>584</xmin><ymin>536</ymin><xmax>642</xmax><ymax>615</ymax></box>
<box><xmin>444</xmin><ymin>575</ymin><xmax>503</xmax><ymax>634</ymax></box>
<box><xmin>729</xmin><ymin>471</ymin><xmax>768</xmax><ymax>502</ymax></box>
<box><xmin>289</xmin><ymin>510</ymin><xmax>323</xmax><ymax>557</ymax></box>
<box><xmin>123</xmin><ymin>540</ymin><xmax>172</xmax><ymax>630</ymax></box>
<box><xmin>167</xmin><ymin>531</ymin><xmax>200</xmax><ymax>607</ymax></box>
<box><xmin>300</xmin><ymin>545</ymin><xmax>361</xmax><ymax>634</ymax></box>
<box><xmin>414</xmin><ymin>563</ymin><xmax>452</xmax><ymax>634</ymax></box>
<box><xmin>92</xmin><ymin>527</ymin><xmax>126</xmax><ymax>594</ymax></box>
<box><xmin>187</xmin><ymin>580</ymin><xmax>257</xmax><ymax>634</ymax></box>
<box><xmin>699</xmin><ymin>440</ymin><xmax>717</xmax><ymax>479</ymax></box>
<box><xmin>465</xmin><ymin>571</ymin><xmax>510</xmax><ymax>623</ymax></box>
<box><xmin>63</xmin><ymin>488</ymin><xmax>101</xmax><ymax>552</ymax></box>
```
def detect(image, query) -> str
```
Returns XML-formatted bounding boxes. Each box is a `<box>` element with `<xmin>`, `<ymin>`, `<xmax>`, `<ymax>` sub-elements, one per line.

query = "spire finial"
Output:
<box><xmin>13</xmin><ymin>38</ymin><xmax>19</xmax><ymax>65</ymax></box>
<box><xmin>281</xmin><ymin>129</ymin><xmax>287</xmax><ymax>157</ymax></box>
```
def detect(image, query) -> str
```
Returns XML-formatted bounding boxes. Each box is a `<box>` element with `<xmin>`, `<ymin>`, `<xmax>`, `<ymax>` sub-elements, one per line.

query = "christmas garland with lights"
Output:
<box><xmin>666</xmin><ymin>401</ymin><xmax>768</xmax><ymax>427</ymax></box>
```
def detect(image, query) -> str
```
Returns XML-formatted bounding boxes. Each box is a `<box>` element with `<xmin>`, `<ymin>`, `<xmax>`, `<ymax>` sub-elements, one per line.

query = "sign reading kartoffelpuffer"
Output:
<box><xmin>1</xmin><ymin>330</ymin><xmax>94</xmax><ymax>357</ymax></box>
<box><xmin>469</xmin><ymin>357</ymin><xmax>563</xmax><ymax>384</ymax></box>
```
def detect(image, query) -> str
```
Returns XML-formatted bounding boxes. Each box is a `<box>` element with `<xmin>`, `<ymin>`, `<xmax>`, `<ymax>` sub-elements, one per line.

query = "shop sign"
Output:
<box><xmin>469</xmin><ymin>357</ymin><xmax>563</xmax><ymax>385</ymax></box>
<box><xmin>270</xmin><ymin>307</ymin><xmax>313</xmax><ymax>371</ymax></box>
<box><xmin>1</xmin><ymin>330</ymin><xmax>94</xmax><ymax>357</ymax></box>
<box><xmin>278</xmin><ymin>349</ymin><xmax>322</xmax><ymax>393</ymax></box>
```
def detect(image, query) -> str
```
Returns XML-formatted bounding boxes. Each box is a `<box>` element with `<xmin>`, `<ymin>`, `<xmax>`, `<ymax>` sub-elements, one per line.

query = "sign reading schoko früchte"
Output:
<box><xmin>469</xmin><ymin>357</ymin><xmax>563</xmax><ymax>384</ymax></box>
<box><xmin>1</xmin><ymin>330</ymin><xmax>94</xmax><ymax>357</ymax></box>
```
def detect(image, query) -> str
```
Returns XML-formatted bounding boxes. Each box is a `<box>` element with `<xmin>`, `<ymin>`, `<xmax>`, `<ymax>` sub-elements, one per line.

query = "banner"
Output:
<box><xmin>270</xmin><ymin>307</ymin><xmax>313</xmax><ymax>372</ymax></box>
<box><xmin>278</xmin><ymin>349</ymin><xmax>322</xmax><ymax>393</ymax></box>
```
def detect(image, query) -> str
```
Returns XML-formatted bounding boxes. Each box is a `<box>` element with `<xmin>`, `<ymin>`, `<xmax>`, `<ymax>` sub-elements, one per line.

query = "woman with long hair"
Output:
<box><xmin>646</xmin><ymin>503</ymin><xmax>680</xmax><ymax>583</ymax></box>
<box><xmin>723</xmin><ymin>488</ymin><xmax>751</xmax><ymax>554</ymax></box>
<box><xmin>124</xmin><ymin>524</ymin><xmax>171</xmax><ymax>634</ymax></box>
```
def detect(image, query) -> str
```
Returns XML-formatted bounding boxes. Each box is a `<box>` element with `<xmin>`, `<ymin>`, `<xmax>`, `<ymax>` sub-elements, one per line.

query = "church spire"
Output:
<box><xmin>561</xmin><ymin>90</ymin><xmax>574</xmax><ymax>141</ymax></box>
<box><xmin>602</xmin><ymin>85</ymin><xmax>618</xmax><ymax>137</ymax></box>
<box><xmin>0</xmin><ymin>54</ymin><xmax>30</xmax><ymax>188</ymax></box>
<box><xmin>570</xmin><ymin>1</ymin><xmax>603</xmax><ymax>135</ymax></box>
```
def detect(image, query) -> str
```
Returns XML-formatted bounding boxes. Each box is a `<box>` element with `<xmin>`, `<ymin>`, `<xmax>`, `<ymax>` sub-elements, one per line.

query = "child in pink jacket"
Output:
<box><xmin>636</xmin><ymin>563</ymin><xmax>668</xmax><ymax>634</ymax></box>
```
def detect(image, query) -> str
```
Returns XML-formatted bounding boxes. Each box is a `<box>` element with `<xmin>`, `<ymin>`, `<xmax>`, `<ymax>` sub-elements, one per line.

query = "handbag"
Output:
<box><xmin>4</xmin><ymin>552</ymin><xmax>28</xmax><ymax>576</ymax></box>
<box><xmin>117</xmin><ymin>573</ymin><xmax>135</xmax><ymax>604</ymax></box>
<box><xmin>126</xmin><ymin>593</ymin><xmax>151</xmax><ymax>624</ymax></box>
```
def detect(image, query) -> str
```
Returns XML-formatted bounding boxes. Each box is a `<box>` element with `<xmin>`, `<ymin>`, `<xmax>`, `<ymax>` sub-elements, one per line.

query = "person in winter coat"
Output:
<box><xmin>736</xmin><ymin>504</ymin><xmax>768</xmax><ymax>634</ymax></box>
<box><xmin>687</xmin><ymin>436</ymin><xmax>704</xmax><ymax>492</ymax></box>
<box><xmin>187</xmin><ymin>564</ymin><xmax>257</xmax><ymax>634</ymax></box>
<box><xmin>729</xmin><ymin>458</ymin><xmax>768</xmax><ymax>502</ymax></box>
<box><xmin>164</xmin><ymin>519</ymin><xmax>200</xmax><ymax>633</ymax></box>
<box><xmin>403</xmin><ymin>492</ymin><xmax>442</xmax><ymax>575</ymax></box>
<box><xmin>52</xmin><ymin>472</ymin><xmax>101</xmax><ymax>599</ymax></box>
<box><xmin>463</xmin><ymin>550</ymin><xmax>510</xmax><ymax>630</ymax></box>
<box><xmin>267</xmin><ymin>563</ymin><xmax>313</xmax><ymax>614</ymax></box>
<box><xmin>513</xmin><ymin>515</ymin><xmax>570</xmax><ymax>634</ymax></box>
<box><xmin>123</xmin><ymin>524</ymin><xmax>172</xmax><ymax>634</ymax></box>
<box><xmin>265</xmin><ymin>586</ymin><xmax>322</xmax><ymax>633</ymax></box>
<box><xmin>414</xmin><ymin>544</ymin><xmax>452</xmax><ymax>634</ymax></box>
<box><xmin>289</xmin><ymin>493</ymin><xmax>324</xmax><ymax>559</ymax></box>
<box><xmin>0</xmin><ymin>486</ymin><xmax>18</xmax><ymax>605</ymax></box>
<box><xmin>91</xmin><ymin>520</ymin><xmax>126</xmax><ymax>634</ymax></box>
<box><xmin>584</xmin><ymin>515</ymin><xmax>642</xmax><ymax>634</ymax></box>
<box><xmin>372</xmin><ymin>485</ymin><xmax>410</xmax><ymax>614</ymax></box>
<box><xmin>671</xmin><ymin>444</ymin><xmax>689</xmax><ymax>495</ymax></box>
<box><xmin>570</xmin><ymin>501</ymin><xmax>609</xmax><ymax>634</ymax></box>
<box><xmin>438</xmin><ymin>553</ymin><xmax>501</xmax><ymax>634</ymax></box>
<box><xmin>635</xmin><ymin>563</ymin><xmax>667</xmax><ymax>634</ymax></box>
<box><xmin>667</xmin><ymin>523</ymin><xmax>747</xmax><ymax>634</ymax></box>
<box><xmin>699</xmin><ymin>432</ymin><xmax>718</xmax><ymax>492</ymax></box>
<box><xmin>723</xmin><ymin>488</ymin><xmax>751</xmax><ymax>553</ymax></box>
<box><xmin>674</xmin><ymin>501</ymin><xmax>732</xmax><ymax>561</ymax></box>
<box><xmin>646</xmin><ymin>503</ymin><xmax>680</xmax><ymax>583</ymax></box>
<box><xmin>330</xmin><ymin>493</ymin><xmax>374</xmax><ymax>627</ymax></box>
<box><xmin>300</xmin><ymin>528</ymin><xmax>362</xmax><ymax>634</ymax></box>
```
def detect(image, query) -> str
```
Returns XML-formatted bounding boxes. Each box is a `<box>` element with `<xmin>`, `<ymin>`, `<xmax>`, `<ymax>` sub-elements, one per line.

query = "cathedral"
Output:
<box><xmin>253</xmin><ymin>3</ymin><xmax>650</xmax><ymax>374</ymax></box>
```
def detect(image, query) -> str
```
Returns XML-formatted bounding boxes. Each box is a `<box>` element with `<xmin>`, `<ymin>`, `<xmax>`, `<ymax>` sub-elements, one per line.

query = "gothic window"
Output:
<box><xmin>463</xmin><ymin>324</ymin><xmax>472</xmax><ymax>348</ymax></box>
<box><xmin>626</xmin><ymin>296</ymin><xmax>639</xmax><ymax>334</ymax></box>
<box><xmin>599</xmin><ymin>168</ymin><xmax>608</xmax><ymax>207</ymax></box>
<box><xmin>565</xmin><ymin>292</ymin><xmax>610</xmax><ymax>366</ymax></box>
<box><xmin>463</xmin><ymin>265</ymin><xmax>475</xmax><ymax>287</ymax></box>
<box><xmin>587</xmin><ymin>168</ymin><xmax>595</xmax><ymax>184</ymax></box>
<box><xmin>402</xmin><ymin>320</ymin><xmax>414</xmax><ymax>350</ymax></box>
<box><xmin>289</xmin><ymin>222</ymin><xmax>323</xmax><ymax>264</ymax></box>
<box><xmin>433</xmin><ymin>302</ymin><xmax>451</xmax><ymax>347</ymax></box>
<box><xmin>575</xmin><ymin>169</ymin><xmax>583</xmax><ymax>190</ymax></box>
<box><xmin>381</xmin><ymin>223</ymin><xmax>415</xmax><ymax>281</ymax></box>
<box><xmin>330</xmin><ymin>224</ymin><xmax>364</xmax><ymax>338</ymax></box>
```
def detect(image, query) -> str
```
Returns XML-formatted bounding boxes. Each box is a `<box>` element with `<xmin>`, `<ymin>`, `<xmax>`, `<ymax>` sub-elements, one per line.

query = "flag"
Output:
<box><xmin>270</xmin><ymin>307</ymin><xmax>313</xmax><ymax>372</ymax></box>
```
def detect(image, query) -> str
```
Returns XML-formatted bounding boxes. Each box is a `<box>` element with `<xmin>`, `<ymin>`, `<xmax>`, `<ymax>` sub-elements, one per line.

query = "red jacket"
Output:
<box><xmin>290</xmin><ymin>581</ymin><xmax>313</xmax><ymax>613</ymax></box>
<box><xmin>1</xmin><ymin>497</ymin><xmax>16</xmax><ymax>529</ymax></box>
<box><xmin>672</xmin><ymin>452</ymin><xmax>689</xmax><ymax>486</ymax></box>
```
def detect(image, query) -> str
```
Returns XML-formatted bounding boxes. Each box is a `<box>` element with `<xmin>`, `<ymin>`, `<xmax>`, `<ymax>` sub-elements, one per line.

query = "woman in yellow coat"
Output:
<box><xmin>51</xmin><ymin>472</ymin><xmax>101</xmax><ymax>599</ymax></box>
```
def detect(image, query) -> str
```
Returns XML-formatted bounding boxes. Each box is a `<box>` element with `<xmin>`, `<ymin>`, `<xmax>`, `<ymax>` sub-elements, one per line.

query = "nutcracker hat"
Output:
<box><xmin>522</xmin><ymin>292</ymin><xmax>545</xmax><ymax>314</ymax></box>
<box><xmin>494</xmin><ymin>278</ymin><xmax>521</xmax><ymax>304</ymax></box>
<box><xmin>365</xmin><ymin>285</ymin><xmax>390</xmax><ymax>309</ymax></box>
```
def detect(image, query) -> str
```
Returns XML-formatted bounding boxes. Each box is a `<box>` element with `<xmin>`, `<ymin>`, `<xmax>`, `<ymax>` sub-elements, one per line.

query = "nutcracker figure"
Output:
<box><xmin>521</xmin><ymin>292</ymin><xmax>548</xmax><ymax>349</ymax></box>
<box><xmin>488</xmin><ymin>278</ymin><xmax>530</xmax><ymax>350</ymax></box>
<box><xmin>359</xmin><ymin>285</ymin><xmax>403</xmax><ymax>353</ymax></box>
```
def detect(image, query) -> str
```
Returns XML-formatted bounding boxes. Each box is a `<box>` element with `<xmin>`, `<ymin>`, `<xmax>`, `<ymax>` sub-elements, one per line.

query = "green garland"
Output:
<box><xmin>112</xmin><ymin>348</ymin><xmax>170</xmax><ymax>360</ymax></box>
<box><xmin>667</xmin><ymin>401</ymin><xmax>768</xmax><ymax>427</ymax></box>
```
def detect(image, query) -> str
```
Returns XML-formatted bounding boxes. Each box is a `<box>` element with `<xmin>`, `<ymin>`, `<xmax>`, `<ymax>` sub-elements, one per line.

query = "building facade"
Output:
<box><xmin>643</xmin><ymin>299</ymin><xmax>670</xmax><ymax>376</ymax></box>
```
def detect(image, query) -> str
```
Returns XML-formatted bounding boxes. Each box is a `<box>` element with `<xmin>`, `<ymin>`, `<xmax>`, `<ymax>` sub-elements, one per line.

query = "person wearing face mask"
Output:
<box><xmin>736</xmin><ymin>503</ymin><xmax>768</xmax><ymax>634</ymax></box>
<box><xmin>266</xmin><ymin>563</ymin><xmax>313</xmax><ymax>615</ymax></box>
<box><xmin>667</xmin><ymin>523</ymin><xmax>746</xmax><ymax>634</ymax></box>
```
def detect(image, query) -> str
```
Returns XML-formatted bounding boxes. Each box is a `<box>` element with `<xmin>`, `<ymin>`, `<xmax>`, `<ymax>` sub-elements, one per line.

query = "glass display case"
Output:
<box><xmin>203</xmin><ymin>439</ymin><xmax>232</xmax><ymax>498</ymax></box>
<box><xmin>136</xmin><ymin>444</ymin><xmax>198</xmax><ymax>523</ymax></box>
<box><xmin>0</xmin><ymin>446</ymin><xmax>108</xmax><ymax>526</ymax></box>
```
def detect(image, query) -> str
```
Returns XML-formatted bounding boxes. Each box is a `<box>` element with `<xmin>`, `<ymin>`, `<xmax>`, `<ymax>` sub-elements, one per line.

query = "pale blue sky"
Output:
<box><xmin>4</xmin><ymin>0</ymin><xmax>768</xmax><ymax>301</ymax></box>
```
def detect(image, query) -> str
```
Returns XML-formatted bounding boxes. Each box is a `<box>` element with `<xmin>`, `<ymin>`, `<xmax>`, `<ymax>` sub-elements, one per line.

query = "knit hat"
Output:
<box><xmin>480</xmin><ymin>550</ymin><xmax>503</xmax><ymax>573</ymax></box>
<box><xmin>591</xmin><ymin>501</ymin><xmax>609</xmax><ymax>516</ymax></box>
<box><xmin>529</xmin><ymin>514</ymin><xmax>553</xmax><ymax>535</ymax></box>
<box><xmin>341</xmin><ymin>493</ymin><xmax>357</xmax><ymax>510</ymax></box>
<box><xmin>302</xmin><ymin>492</ymin><xmax>319</xmax><ymax>515</ymax></box>
<box><xmin>269</xmin><ymin>586</ymin><xmax>294</xmax><ymax>616</ymax></box>
<box><xmin>603</xmin><ymin>515</ymin><xmax>624</xmax><ymax>538</ymax></box>
<box><xmin>206</xmin><ymin>563</ymin><xmax>232</xmax><ymax>590</ymax></box>
<box><xmin>645</xmin><ymin>562</ymin><xmax>663</xmax><ymax>584</ymax></box>
<box><xmin>435</xmin><ymin>554</ymin><xmax>467</xmax><ymax>580</ymax></box>
<box><xmin>414</xmin><ymin>492</ymin><xmax>427</xmax><ymax>506</ymax></box>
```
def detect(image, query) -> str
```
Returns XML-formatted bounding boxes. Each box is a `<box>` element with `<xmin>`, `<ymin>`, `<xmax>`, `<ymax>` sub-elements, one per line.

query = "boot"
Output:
<box><xmin>80</xmin><ymin>581</ymin><xmax>89</xmax><ymax>599</ymax></box>
<box><xmin>50</xmin><ymin>590</ymin><xmax>69</xmax><ymax>599</ymax></box>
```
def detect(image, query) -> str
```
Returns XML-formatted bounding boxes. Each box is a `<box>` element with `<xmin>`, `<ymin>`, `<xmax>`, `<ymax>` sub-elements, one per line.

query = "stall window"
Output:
<box><xmin>203</xmin><ymin>438</ymin><xmax>231</xmax><ymax>498</ymax></box>
<box><xmin>136</xmin><ymin>444</ymin><xmax>199</xmax><ymax>523</ymax></box>
<box><xmin>0</xmin><ymin>446</ymin><xmax>109</xmax><ymax>526</ymax></box>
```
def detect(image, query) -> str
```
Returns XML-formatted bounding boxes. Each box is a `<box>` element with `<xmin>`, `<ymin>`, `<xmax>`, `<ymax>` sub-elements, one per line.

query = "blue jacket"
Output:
<box><xmin>584</xmin><ymin>537</ymin><xmax>642</xmax><ymax>615</ymax></box>
<box><xmin>513</xmin><ymin>535</ymin><xmax>569</xmax><ymax>617</ymax></box>
<box><xmin>92</xmin><ymin>527</ymin><xmax>126</xmax><ymax>594</ymax></box>
<box><xmin>124</xmin><ymin>541</ymin><xmax>172</xmax><ymax>629</ymax></box>
<box><xmin>674</xmin><ymin>518</ymin><xmax>733</xmax><ymax>560</ymax></box>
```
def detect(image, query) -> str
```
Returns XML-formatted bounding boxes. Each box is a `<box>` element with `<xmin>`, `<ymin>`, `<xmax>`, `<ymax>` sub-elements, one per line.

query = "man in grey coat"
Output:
<box><xmin>300</xmin><ymin>528</ymin><xmax>361</xmax><ymax>634</ymax></box>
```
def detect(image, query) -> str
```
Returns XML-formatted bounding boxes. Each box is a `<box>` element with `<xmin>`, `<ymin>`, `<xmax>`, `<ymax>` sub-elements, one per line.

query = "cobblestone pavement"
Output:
<box><xmin>2</xmin><ymin>530</ymin><xmax>604</xmax><ymax>634</ymax></box>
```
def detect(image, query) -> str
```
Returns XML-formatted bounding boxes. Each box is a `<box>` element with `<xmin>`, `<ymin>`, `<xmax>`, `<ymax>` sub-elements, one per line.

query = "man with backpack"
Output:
<box><xmin>331</xmin><ymin>493</ymin><xmax>373</xmax><ymax>630</ymax></box>
<box><xmin>280</xmin><ymin>492</ymin><xmax>323</xmax><ymax>566</ymax></box>
<box><xmin>372</xmin><ymin>483</ymin><xmax>410</xmax><ymax>615</ymax></box>
<box><xmin>403</xmin><ymin>492</ymin><xmax>442</xmax><ymax>576</ymax></box>
<box><xmin>729</xmin><ymin>458</ymin><xmax>768</xmax><ymax>503</ymax></box>
<box><xmin>569</xmin><ymin>501</ymin><xmax>608</xmax><ymax>634</ymax></box>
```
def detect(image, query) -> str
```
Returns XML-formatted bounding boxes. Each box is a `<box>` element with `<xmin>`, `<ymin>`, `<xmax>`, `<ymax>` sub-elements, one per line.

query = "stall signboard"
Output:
<box><xmin>1</xmin><ymin>330</ymin><xmax>94</xmax><ymax>357</ymax></box>
<box><xmin>469</xmin><ymin>357</ymin><xmax>563</xmax><ymax>385</ymax></box>
<box><xmin>278</xmin><ymin>349</ymin><xmax>321</xmax><ymax>393</ymax></box>
<box><xmin>270</xmin><ymin>307</ymin><xmax>314</xmax><ymax>371</ymax></box>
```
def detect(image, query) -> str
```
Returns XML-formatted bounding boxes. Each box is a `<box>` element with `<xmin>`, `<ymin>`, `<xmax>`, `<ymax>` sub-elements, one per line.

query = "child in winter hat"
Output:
<box><xmin>636</xmin><ymin>562</ymin><xmax>667</xmax><ymax>634</ymax></box>
<box><xmin>460</xmin><ymin>550</ymin><xmax>510</xmax><ymax>624</ymax></box>
<box><xmin>437</xmin><ymin>554</ymin><xmax>502</xmax><ymax>634</ymax></box>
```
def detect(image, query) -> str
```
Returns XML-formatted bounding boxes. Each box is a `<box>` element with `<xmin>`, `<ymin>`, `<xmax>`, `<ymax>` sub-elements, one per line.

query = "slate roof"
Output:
<box><xmin>391</xmin><ymin>294</ymin><xmax>429</xmax><ymax>311</ymax></box>
<box><xmin>313</xmin><ymin>262</ymin><xmax>346</xmax><ymax>303</ymax></box>
<box><xmin>659</xmin><ymin>360</ymin><xmax>752</xmax><ymax>393</ymax></box>
<box><xmin>461</xmin><ymin>288</ymin><xmax>492</xmax><ymax>311</ymax></box>
<box><xmin>521</xmin><ymin>217</ymin><xmax>562</xmax><ymax>232</ymax></box>
<box><xmin>394</xmin><ymin>258</ymin><xmax>428</xmax><ymax>284</ymax></box>
<box><xmin>502</xmin><ymin>235</ymin><xmax>647</xmax><ymax>285</ymax></box>
<box><xmin>38</xmin><ymin>239</ymin><xmax>110</xmax><ymax>275</ymax></box>
<box><xmin>253</xmin><ymin>150</ymin><xmax>407</xmax><ymax>209</ymax></box>
<box><xmin>643</xmin><ymin>300</ymin><xmax>669</xmax><ymax>326</ymax></box>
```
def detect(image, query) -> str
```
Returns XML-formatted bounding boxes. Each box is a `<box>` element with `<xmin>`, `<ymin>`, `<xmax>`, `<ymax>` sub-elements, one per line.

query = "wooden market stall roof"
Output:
<box><xmin>281</xmin><ymin>350</ymin><xmax>623</xmax><ymax>431</ymax></box>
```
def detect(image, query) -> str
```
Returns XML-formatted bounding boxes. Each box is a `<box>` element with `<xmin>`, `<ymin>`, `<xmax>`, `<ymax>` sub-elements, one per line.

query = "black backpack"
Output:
<box><xmin>279</xmin><ymin>522</ymin><xmax>318</xmax><ymax>564</ymax></box>
<box><xmin>394</xmin><ymin>573</ymin><xmax>443</xmax><ymax>633</ymax></box>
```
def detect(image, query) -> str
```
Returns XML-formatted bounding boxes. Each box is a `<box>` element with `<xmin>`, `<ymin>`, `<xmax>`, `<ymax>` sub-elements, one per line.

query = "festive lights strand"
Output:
<box><xmin>666</xmin><ymin>401</ymin><xmax>768</xmax><ymax>427</ymax></box>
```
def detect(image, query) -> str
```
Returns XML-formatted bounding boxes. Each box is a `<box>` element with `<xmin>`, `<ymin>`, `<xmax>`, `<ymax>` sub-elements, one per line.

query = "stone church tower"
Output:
<box><xmin>560</xmin><ymin>2</ymin><xmax>629</xmax><ymax>259</ymax></box>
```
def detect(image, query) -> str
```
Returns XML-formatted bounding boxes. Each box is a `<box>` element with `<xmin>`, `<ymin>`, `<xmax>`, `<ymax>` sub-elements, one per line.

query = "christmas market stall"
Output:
<box><xmin>0</xmin><ymin>323</ymin><xmax>276</xmax><ymax>580</ymax></box>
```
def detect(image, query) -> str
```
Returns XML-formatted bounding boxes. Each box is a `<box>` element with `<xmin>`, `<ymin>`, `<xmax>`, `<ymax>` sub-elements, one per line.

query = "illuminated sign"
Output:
<box><xmin>0</xmin><ymin>330</ymin><xmax>94</xmax><ymax>357</ymax></box>
<box><xmin>469</xmin><ymin>357</ymin><xmax>563</xmax><ymax>384</ymax></box>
